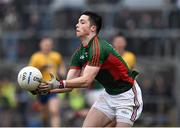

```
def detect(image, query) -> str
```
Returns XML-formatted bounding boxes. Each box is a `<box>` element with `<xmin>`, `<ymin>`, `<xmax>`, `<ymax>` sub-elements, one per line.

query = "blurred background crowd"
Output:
<box><xmin>0</xmin><ymin>0</ymin><xmax>180</xmax><ymax>127</ymax></box>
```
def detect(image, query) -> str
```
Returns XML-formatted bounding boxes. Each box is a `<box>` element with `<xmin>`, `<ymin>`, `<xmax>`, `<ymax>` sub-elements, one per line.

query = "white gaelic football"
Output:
<box><xmin>17</xmin><ymin>66</ymin><xmax>42</xmax><ymax>91</ymax></box>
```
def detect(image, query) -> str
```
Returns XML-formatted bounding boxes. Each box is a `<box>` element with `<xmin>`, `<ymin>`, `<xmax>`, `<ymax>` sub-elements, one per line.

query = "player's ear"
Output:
<box><xmin>91</xmin><ymin>25</ymin><xmax>96</xmax><ymax>32</ymax></box>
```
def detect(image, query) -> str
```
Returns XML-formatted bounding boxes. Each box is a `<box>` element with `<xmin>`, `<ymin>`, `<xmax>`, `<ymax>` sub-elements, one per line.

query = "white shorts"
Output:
<box><xmin>85</xmin><ymin>89</ymin><xmax>104</xmax><ymax>106</ymax></box>
<box><xmin>92</xmin><ymin>81</ymin><xmax>143</xmax><ymax>126</ymax></box>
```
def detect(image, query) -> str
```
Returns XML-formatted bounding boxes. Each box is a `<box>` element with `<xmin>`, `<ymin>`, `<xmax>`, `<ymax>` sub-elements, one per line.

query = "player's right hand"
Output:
<box><xmin>29</xmin><ymin>78</ymin><xmax>50</xmax><ymax>95</ymax></box>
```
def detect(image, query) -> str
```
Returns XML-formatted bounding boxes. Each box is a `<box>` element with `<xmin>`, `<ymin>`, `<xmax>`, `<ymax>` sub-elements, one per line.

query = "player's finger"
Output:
<box><xmin>39</xmin><ymin>88</ymin><xmax>49</xmax><ymax>92</ymax></box>
<box><xmin>37</xmin><ymin>85</ymin><xmax>49</xmax><ymax>91</ymax></box>
<box><xmin>49</xmin><ymin>73</ymin><xmax>55</xmax><ymax>80</ymax></box>
<box><xmin>38</xmin><ymin>83</ymin><xmax>48</xmax><ymax>89</ymax></box>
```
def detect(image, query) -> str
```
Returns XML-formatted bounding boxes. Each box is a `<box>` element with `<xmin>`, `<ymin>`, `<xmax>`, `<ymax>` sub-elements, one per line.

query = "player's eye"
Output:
<box><xmin>80</xmin><ymin>21</ymin><xmax>84</xmax><ymax>24</ymax></box>
<box><xmin>80</xmin><ymin>20</ymin><xmax>85</xmax><ymax>24</ymax></box>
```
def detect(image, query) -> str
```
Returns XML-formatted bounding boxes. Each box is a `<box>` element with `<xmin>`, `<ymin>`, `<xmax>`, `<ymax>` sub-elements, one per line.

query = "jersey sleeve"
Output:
<box><xmin>70</xmin><ymin>48</ymin><xmax>82</xmax><ymax>70</ymax></box>
<box><xmin>123</xmin><ymin>52</ymin><xmax>136</xmax><ymax>69</ymax></box>
<box><xmin>128</xmin><ymin>53</ymin><xmax>136</xmax><ymax>69</ymax></box>
<box><xmin>29</xmin><ymin>54</ymin><xmax>38</xmax><ymax>67</ymax></box>
<box><xmin>88</xmin><ymin>37</ymin><xmax>105</xmax><ymax>67</ymax></box>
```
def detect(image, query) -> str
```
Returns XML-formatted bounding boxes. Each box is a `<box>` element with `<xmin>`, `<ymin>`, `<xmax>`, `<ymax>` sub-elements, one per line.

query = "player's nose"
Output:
<box><xmin>76</xmin><ymin>23</ymin><xmax>79</xmax><ymax>28</ymax></box>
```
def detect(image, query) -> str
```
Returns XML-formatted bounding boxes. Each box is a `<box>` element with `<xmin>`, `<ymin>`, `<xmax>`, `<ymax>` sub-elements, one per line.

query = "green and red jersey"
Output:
<box><xmin>70</xmin><ymin>36</ymin><xmax>138</xmax><ymax>95</ymax></box>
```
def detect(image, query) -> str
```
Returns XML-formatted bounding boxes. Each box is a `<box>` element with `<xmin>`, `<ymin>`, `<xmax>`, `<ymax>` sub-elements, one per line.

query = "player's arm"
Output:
<box><xmin>45</xmin><ymin>65</ymin><xmax>99</xmax><ymax>92</ymax></box>
<box><xmin>64</xmin><ymin>65</ymin><xmax>100</xmax><ymax>88</ymax></box>
<box><xmin>38</xmin><ymin>65</ymin><xmax>100</xmax><ymax>93</ymax></box>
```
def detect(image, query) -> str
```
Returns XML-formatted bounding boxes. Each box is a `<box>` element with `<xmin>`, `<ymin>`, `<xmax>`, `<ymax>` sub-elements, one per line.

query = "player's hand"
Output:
<box><xmin>38</xmin><ymin>82</ymin><xmax>51</xmax><ymax>94</ymax></box>
<box><xmin>47</xmin><ymin>73</ymin><xmax>65</xmax><ymax>89</ymax></box>
<box><xmin>32</xmin><ymin>79</ymin><xmax>52</xmax><ymax>95</ymax></box>
<box><xmin>38</xmin><ymin>73</ymin><xmax>65</xmax><ymax>93</ymax></box>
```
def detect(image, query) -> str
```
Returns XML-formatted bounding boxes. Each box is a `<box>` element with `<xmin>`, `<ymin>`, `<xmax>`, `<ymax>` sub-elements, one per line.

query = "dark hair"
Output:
<box><xmin>114</xmin><ymin>31</ymin><xmax>126</xmax><ymax>38</ymax></box>
<box><xmin>81</xmin><ymin>11</ymin><xmax>102</xmax><ymax>34</ymax></box>
<box><xmin>112</xmin><ymin>31</ymin><xmax>126</xmax><ymax>39</ymax></box>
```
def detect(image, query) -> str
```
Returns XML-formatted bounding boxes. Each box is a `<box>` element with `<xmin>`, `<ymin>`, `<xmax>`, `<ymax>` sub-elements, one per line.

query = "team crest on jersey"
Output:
<box><xmin>80</xmin><ymin>55</ymin><xmax>85</xmax><ymax>60</ymax></box>
<box><xmin>85</xmin><ymin>52</ymin><xmax>88</xmax><ymax>57</ymax></box>
<box><xmin>80</xmin><ymin>52</ymin><xmax>88</xmax><ymax>60</ymax></box>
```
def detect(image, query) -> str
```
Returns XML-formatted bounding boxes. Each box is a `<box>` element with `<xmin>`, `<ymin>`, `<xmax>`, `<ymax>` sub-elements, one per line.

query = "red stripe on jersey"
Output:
<box><xmin>91</xmin><ymin>36</ymin><xmax>100</xmax><ymax>66</ymax></box>
<box><xmin>91</xmin><ymin>39</ymin><xmax>96</xmax><ymax>65</ymax></box>
<box><xmin>94</xmin><ymin>37</ymin><xmax>100</xmax><ymax>66</ymax></box>
<box><xmin>101</xmin><ymin>53</ymin><xmax>134</xmax><ymax>85</ymax></box>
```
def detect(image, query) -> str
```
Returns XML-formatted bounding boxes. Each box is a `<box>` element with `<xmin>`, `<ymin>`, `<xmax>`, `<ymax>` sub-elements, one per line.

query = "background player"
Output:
<box><xmin>29</xmin><ymin>37</ymin><xmax>66</xmax><ymax>126</ymax></box>
<box><xmin>37</xmin><ymin>11</ymin><xmax>143</xmax><ymax>127</ymax></box>
<box><xmin>112</xmin><ymin>32</ymin><xmax>136</xmax><ymax>69</ymax></box>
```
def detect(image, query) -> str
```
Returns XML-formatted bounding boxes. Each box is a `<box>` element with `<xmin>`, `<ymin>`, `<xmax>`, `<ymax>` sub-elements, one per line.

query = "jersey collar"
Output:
<box><xmin>83</xmin><ymin>35</ymin><xmax>98</xmax><ymax>48</ymax></box>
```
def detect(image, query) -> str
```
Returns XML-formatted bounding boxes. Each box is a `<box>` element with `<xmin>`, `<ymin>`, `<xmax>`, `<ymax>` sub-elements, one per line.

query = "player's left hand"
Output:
<box><xmin>38</xmin><ymin>82</ymin><xmax>50</xmax><ymax>93</ymax></box>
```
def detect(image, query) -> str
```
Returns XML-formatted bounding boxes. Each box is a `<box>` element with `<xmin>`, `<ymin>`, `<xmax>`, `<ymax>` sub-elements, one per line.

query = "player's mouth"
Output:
<box><xmin>76</xmin><ymin>30</ymin><xmax>80</xmax><ymax>32</ymax></box>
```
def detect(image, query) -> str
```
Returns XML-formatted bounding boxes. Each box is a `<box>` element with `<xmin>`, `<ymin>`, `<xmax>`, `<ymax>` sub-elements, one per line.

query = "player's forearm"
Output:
<box><xmin>64</xmin><ymin>75</ymin><xmax>92</xmax><ymax>88</ymax></box>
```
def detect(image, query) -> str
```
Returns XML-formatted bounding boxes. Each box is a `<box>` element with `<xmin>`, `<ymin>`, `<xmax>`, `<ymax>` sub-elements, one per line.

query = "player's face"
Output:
<box><xmin>76</xmin><ymin>15</ymin><xmax>91</xmax><ymax>37</ymax></box>
<box><xmin>40</xmin><ymin>38</ymin><xmax>53</xmax><ymax>53</ymax></box>
<box><xmin>112</xmin><ymin>36</ymin><xmax>127</xmax><ymax>51</ymax></box>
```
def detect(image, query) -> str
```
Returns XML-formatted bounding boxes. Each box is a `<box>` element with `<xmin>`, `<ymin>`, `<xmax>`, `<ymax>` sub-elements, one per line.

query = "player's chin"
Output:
<box><xmin>76</xmin><ymin>32</ymin><xmax>81</xmax><ymax>37</ymax></box>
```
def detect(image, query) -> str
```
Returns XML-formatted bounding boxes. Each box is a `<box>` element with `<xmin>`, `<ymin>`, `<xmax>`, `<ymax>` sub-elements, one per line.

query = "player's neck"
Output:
<box><xmin>41</xmin><ymin>50</ymin><xmax>50</xmax><ymax>55</ymax></box>
<box><xmin>81</xmin><ymin>33</ymin><xmax>96</xmax><ymax>47</ymax></box>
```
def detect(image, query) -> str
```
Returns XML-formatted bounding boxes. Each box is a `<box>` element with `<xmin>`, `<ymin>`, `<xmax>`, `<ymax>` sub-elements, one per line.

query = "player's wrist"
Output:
<box><xmin>59</xmin><ymin>80</ymin><xmax>66</xmax><ymax>88</ymax></box>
